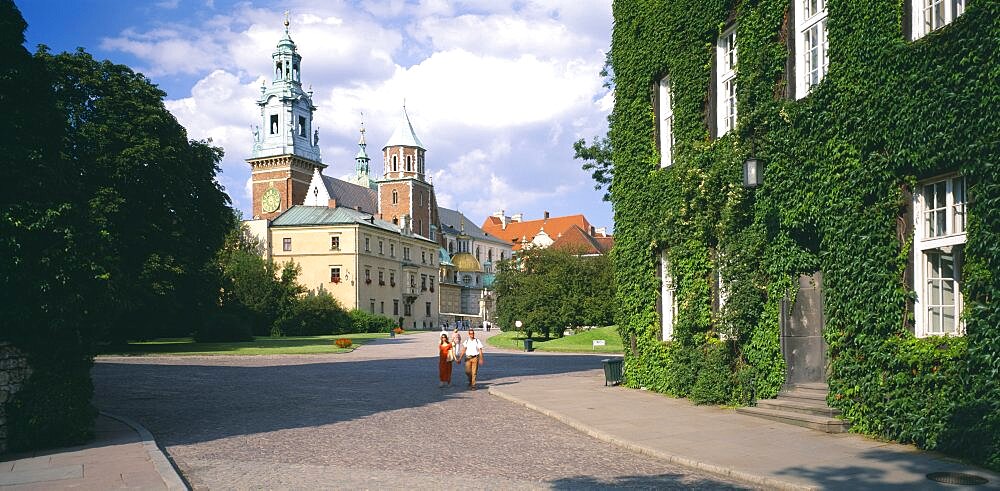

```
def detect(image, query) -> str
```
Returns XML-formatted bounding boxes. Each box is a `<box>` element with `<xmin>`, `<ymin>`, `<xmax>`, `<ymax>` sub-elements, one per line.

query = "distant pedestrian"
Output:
<box><xmin>450</xmin><ymin>328</ymin><xmax>463</xmax><ymax>364</ymax></box>
<box><xmin>460</xmin><ymin>329</ymin><xmax>485</xmax><ymax>389</ymax></box>
<box><xmin>438</xmin><ymin>334</ymin><xmax>455</xmax><ymax>387</ymax></box>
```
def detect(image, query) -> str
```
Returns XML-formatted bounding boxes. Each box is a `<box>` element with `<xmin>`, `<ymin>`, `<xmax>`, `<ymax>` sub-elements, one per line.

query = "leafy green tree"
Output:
<box><xmin>495</xmin><ymin>248</ymin><xmax>616</xmax><ymax>339</ymax></box>
<box><xmin>35</xmin><ymin>47</ymin><xmax>232</xmax><ymax>342</ymax></box>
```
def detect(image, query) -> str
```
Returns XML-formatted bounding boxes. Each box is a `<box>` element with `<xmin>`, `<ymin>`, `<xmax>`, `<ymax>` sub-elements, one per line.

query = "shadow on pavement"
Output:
<box><xmin>547</xmin><ymin>472</ymin><xmax>748</xmax><ymax>490</ymax></box>
<box><xmin>93</xmin><ymin>350</ymin><xmax>606</xmax><ymax>448</ymax></box>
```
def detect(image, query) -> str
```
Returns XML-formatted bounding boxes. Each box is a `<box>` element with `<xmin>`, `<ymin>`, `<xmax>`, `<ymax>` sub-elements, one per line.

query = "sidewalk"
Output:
<box><xmin>490</xmin><ymin>370</ymin><xmax>1000</xmax><ymax>490</ymax></box>
<box><xmin>0</xmin><ymin>413</ymin><xmax>185</xmax><ymax>490</ymax></box>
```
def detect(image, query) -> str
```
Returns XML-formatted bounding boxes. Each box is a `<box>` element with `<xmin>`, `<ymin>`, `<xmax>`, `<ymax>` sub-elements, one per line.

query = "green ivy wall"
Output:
<box><xmin>609</xmin><ymin>0</ymin><xmax>999</xmax><ymax>468</ymax></box>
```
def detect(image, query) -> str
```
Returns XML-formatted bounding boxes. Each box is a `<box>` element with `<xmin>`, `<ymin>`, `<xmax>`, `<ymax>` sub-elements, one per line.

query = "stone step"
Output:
<box><xmin>756</xmin><ymin>398</ymin><xmax>841</xmax><ymax>418</ymax></box>
<box><xmin>778</xmin><ymin>388</ymin><xmax>829</xmax><ymax>404</ymax></box>
<box><xmin>792</xmin><ymin>382</ymin><xmax>829</xmax><ymax>391</ymax></box>
<box><xmin>736</xmin><ymin>406</ymin><xmax>851</xmax><ymax>434</ymax></box>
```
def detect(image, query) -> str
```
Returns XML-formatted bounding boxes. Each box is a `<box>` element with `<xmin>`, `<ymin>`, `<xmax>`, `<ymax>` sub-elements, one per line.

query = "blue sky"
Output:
<box><xmin>20</xmin><ymin>0</ymin><xmax>614</xmax><ymax>231</ymax></box>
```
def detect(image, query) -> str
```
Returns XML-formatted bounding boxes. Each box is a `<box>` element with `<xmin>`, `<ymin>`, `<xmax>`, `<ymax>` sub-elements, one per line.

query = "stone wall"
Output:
<box><xmin>0</xmin><ymin>343</ymin><xmax>31</xmax><ymax>454</ymax></box>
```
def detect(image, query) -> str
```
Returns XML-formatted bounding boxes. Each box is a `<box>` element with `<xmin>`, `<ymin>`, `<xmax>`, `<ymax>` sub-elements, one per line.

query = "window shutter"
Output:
<box><xmin>652</xmin><ymin>79</ymin><xmax>661</xmax><ymax>156</ymax></box>
<box><xmin>707</xmin><ymin>47</ymin><xmax>717</xmax><ymax>139</ymax></box>
<box><xmin>902</xmin><ymin>0</ymin><xmax>913</xmax><ymax>41</ymax></box>
<box><xmin>656</xmin><ymin>253</ymin><xmax>664</xmax><ymax>333</ymax></box>
<box><xmin>785</xmin><ymin>3</ymin><xmax>796</xmax><ymax>99</ymax></box>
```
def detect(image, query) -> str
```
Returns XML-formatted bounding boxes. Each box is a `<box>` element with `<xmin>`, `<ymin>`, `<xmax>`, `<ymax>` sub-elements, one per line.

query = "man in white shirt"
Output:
<box><xmin>460</xmin><ymin>329</ymin><xmax>485</xmax><ymax>389</ymax></box>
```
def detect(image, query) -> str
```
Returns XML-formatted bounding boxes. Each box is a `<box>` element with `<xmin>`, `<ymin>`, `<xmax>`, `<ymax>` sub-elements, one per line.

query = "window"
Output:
<box><xmin>716</xmin><ymin>25</ymin><xmax>738</xmax><ymax>136</ymax></box>
<box><xmin>795</xmin><ymin>0</ymin><xmax>829</xmax><ymax>99</ymax></box>
<box><xmin>406</xmin><ymin>155</ymin><xmax>412</xmax><ymax>171</ymax></box>
<box><xmin>390</xmin><ymin>271</ymin><xmax>396</xmax><ymax>286</ymax></box>
<box><xmin>659</xmin><ymin>250</ymin><xmax>677</xmax><ymax>341</ymax></box>
<box><xmin>365</xmin><ymin>268</ymin><xmax>371</xmax><ymax>284</ymax></box>
<box><xmin>392</xmin><ymin>190</ymin><xmax>398</xmax><ymax>205</ymax></box>
<box><xmin>380</xmin><ymin>301</ymin><xmax>385</xmax><ymax>314</ymax></box>
<box><xmin>404</xmin><ymin>302</ymin><xmax>412</xmax><ymax>317</ymax></box>
<box><xmin>282</xmin><ymin>237</ymin><xmax>291</xmax><ymax>251</ymax></box>
<box><xmin>430</xmin><ymin>278</ymin><xmax>435</xmax><ymax>292</ymax></box>
<box><xmin>298</xmin><ymin>116</ymin><xmax>307</xmax><ymax>137</ymax></box>
<box><xmin>426</xmin><ymin>302</ymin><xmax>432</xmax><ymax>317</ymax></box>
<box><xmin>379</xmin><ymin>240</ymin><xmax>384</xmax><ymax>254</ymax></box>
<box><xmin>404</xmin><ymin>247</ymin><xmax>411</xmax><ymax>261</ymax></box>
<box><xmin>421</xmin><ymin>274</ymin><xmax>427</xmax><ymax>291</ymax></box>
<box><xmin>390</xmin><ymin>243</ymin><xmax>396</xmax><ymax>257</ymax></box>
<box><xmin>365</xmin><ymin>236</ymin><xmax>371</xmax><ymax>252</ymax></box>
<box><xmin>913</xmin><ymin>174</ymin><xmax>966</xmax><ymax>337</ymax></box>
<box><xmin>393</xmin><ymin>299</ymin><xmax>400</xmax><ymax>316</ymax></box>
<box><xmin>331</xmin><ymin>236</ymin><xmax>340</xmax><ymax>250</ymax></box>
<box><xmin>370</xmin><ymin>299</ymin><xmax>376</xmax><ymax>314</ymax></box>
<box><xmin>379</xmin><ymin>271</ymin><xmax>385</xmax><ymax>285</ymax></box>
<box><xmin>912</xmin><ymin>0</ymin><xmax>965</xmax><ymax>40</ymax></box>
<box><xmin>421</xmin><ymin>251</ymin><xmax>426</xmax><ymax>264</ymax></box>
<box><xmin>392</xmin><ymin>155</ymin><xmax>398</xmax><ymax>172</ymax></box>
<box><xmin>270</xmin><ymin>114</ymin><xmax>279</xmax><ymax>134</ymax></box>
<box><xmin>476</xmin><ymin>246</ymin><xmax>481</xmax><ymax>260</ymax></box>
<box><xmin>488</xmin><ymin>249</ymin><xmax>493</xmax><ymax>262</ymax></box>
<box><xmin>330</xmin><ymin>267</ymin><xmax>341</xmax><ymax>284</ymax></box>
<box><xmin>658</xmin><ymin>75</ymin><xmax>674</xmax><ymax>167</ymax></box>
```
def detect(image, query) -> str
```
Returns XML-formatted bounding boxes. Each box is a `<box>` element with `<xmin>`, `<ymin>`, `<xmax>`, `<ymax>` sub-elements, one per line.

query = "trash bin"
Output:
<box><xmin>602</xmin><ymin>358</ymin><xmax>623</xmax><ymax>386</ymax></box>
<box><xmin>523</xmin><ymin>338</ymin><xmax>534</xmax><ymax>352</ymax></box>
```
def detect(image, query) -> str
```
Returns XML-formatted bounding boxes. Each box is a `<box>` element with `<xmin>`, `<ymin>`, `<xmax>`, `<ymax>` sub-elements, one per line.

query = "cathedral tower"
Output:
<box><xmin>377</xmin><ymin>107</ymin><xmax>439</xmax><ymax>241</ymax></box>
<box><xmin>246</xmin><ymin>16</ymin><xmax>324</xmax><ymax>220</ymax></box>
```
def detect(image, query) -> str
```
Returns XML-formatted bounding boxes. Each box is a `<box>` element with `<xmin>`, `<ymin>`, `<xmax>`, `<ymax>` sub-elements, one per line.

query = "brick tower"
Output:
<box><xmin>377</xmin><ymin>107</ymin><xmax>440</xmax><ymax>242</ymax></box>
<box><xmin>246</xmin><ymin>16</ymin><xmax>324</xmax><ymax>220</ymax></box>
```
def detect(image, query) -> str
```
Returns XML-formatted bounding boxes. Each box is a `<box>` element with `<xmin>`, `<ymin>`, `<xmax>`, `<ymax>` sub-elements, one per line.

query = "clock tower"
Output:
<box><xmin>247</xmin><ymin>16</ymin><xmax>324</xmax><ymax>220</ymax></box>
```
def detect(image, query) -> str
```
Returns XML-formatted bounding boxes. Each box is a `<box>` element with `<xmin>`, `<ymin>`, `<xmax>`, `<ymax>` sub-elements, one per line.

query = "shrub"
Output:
<box><xmin>334</xmin><ymin>338</ymin><xmax>352</xmax><ymax>348</ymax></box>
<box><xmin>690</xmin><ymin>342</ymin><xmax>732</xmax><ymax>405</ymax></box>
<box><xmin>194</xmin><ymin>304</ymin><xmax>254</xmax><ymax>342</ymax></box>
<box><xmin>348</xmin><ymin>309</ymin><xmax>396</xmax><ymax>333</ymax></box>
<box><xmin>275</xmin><ymin>290</ymin><xmax>350</xmax><ymax>336</ymax></box>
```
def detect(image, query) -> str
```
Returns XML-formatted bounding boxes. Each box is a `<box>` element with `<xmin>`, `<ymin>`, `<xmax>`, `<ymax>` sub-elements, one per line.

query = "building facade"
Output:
<box><xmin>482</xmin><ymin>210</ymin><xmax>613</xmax><ymax>255</ymax></box>
<box><xmin>610</xmin><ymin>0</ymin><xmax>996</xmax><ymax>467</ymax></box>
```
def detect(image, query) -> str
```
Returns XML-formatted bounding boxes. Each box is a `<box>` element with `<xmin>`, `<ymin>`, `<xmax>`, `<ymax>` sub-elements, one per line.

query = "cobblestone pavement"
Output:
<box><xmin>93</xmin><ymin>332</ymin><xmax>750</xmax><ymax>489</ymax></box>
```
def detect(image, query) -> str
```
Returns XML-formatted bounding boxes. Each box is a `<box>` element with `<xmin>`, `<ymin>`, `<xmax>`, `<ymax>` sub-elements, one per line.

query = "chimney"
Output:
<box><xmin>596</xmin><ymin>227</ymin><xmax>607</xmax><ymax>236</ymax></box>
<box><xmin>493</xmin><ymin>209</ymin><xmax>511</xmax><ymax>229</ymax></box>
<box><xmin>590</xmin><ymin>226</ymin><xmax>596</xmax><ymax>236</ymax></box>
<box><xmin>544</xmin><ymin>211</ymin><xmax>550</xmax><ymax>220</ymax></box>
<box><xmin>511</xmin><ymin>213</ymin><xmax>523</xmax><ymax>222</ymax></box>
<box><xmin>356</xmin><ymin>206</ymin><xmax>363</xmax><ymax>212</ymax></box>
<box><xmin>327</xmin><ymin>199</ymin><xmax>337</xmax><ymax>208</ymax></box>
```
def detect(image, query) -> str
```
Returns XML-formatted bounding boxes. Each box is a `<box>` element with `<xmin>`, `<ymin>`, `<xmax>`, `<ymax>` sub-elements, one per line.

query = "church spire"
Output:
<box><xmin>249</xmin><ymin>13</ymin><xmax>321</xmax><ymax>163</ymax></box>
<box><xmin>349</xmin><ymin>114</ymin><xmax>377</xmax><ymax>191</ymax></box>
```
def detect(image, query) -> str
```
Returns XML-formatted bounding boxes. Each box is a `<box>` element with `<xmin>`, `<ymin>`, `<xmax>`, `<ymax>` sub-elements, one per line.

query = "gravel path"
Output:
<box><xmin>93</xmin><ymin>332</ymin><xmax>749</xmax><ymax>489</ymax></box>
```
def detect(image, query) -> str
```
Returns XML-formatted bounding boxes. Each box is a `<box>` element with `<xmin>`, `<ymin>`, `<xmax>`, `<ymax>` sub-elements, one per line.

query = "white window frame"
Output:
<box><xmin>913</xmin><ymin>174</ymin><xmax>966</xmax><ymax>337</ymax></box>
<box><xmin>658</xmin><ymin>75</ymin><xmax>674</xmax><ymax>167</ymax></box>
<box><xmin>912</xmin><ymin>0</ymin><xmax>965</xmax><ymax>40</ymax></box>
<box><xmin>660</xmin><ymin>250</ymin><xmax>677</xmax><ymax>341</ymax></box>
<box><xmin>795</xmin><ymin>0</ymin><xmax>829</xmax><ymax>99</ymax></box>
<box><xmin>716</xmin><ymin>25</ymin><xmax>738</xmax><ymax>136</ymax></box>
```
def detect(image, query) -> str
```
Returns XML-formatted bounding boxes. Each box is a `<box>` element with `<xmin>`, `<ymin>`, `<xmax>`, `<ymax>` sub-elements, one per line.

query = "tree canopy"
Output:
<box><xmin>494</xmin><ymin>247</ymin><xmax>615</xmax><ymax>339</ymax></box>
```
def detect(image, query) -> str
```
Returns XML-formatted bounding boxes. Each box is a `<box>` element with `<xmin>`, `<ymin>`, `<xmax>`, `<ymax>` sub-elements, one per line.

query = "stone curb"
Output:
<box><xmin>489</xmin><ymin>387</ymin><xmax>818</xmax><ymax>491</ymax></box>
<box><xmin>100</xmin><ymin>411</ymin><xmax>188</xmax><ymax>491</ymax></box>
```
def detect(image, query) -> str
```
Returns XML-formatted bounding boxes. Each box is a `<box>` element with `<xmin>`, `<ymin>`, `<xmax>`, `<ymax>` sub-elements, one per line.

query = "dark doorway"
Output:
<box><xmin>780</xmin><ymin>272</ymin><xmax>827</xmax><ymax>386</ymax></box>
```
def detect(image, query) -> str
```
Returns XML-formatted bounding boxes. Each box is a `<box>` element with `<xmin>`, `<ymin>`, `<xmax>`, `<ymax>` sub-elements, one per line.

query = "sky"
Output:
<box><xmin>19</xmin><ymin>0</ymin><xmax>615</xmax><ymax>231</ymax></box>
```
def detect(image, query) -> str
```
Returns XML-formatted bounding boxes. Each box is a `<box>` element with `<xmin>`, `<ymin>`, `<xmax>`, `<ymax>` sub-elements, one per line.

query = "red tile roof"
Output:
<box><xmin>481</xmin><ymin>214</ymin><xmax>612</xmax><ymax>253</ymax></box>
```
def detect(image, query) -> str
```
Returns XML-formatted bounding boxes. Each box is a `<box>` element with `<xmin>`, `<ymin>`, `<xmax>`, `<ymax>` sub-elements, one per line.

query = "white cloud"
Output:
<box><xmin>120</xmin><ymin>2</ymin><xmax>615</xmax><ymax>227</ymax></box>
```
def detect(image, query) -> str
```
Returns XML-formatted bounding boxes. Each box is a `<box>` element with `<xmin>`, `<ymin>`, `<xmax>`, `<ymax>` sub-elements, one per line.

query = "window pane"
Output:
<box><xmin>952</xmin><ymin>177</ymin><xmax>966</xmax><ymax>234</ymax></box>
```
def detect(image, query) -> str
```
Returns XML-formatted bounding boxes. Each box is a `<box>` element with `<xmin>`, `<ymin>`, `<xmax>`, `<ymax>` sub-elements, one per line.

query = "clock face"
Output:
<box><xmin>262</xmin><ymin>188</ymin><xmax>281</xmax><ymax>213</ymax></box>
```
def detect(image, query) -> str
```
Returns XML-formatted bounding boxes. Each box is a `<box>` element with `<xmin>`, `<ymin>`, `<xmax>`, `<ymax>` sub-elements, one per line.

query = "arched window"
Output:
<box><xmin>500</xmin><ymin>252</ymin><xmax>506</xmax><ymax>261</ymax></box>
<box><xmin>392</xmin><ymin>190</ymin><xmax>398</xmax><ymax>205</ymax></box>
<box><xmin>392</xmin><ymin>155</ymin><xmax>398</xmax><ymax>172</ymax></box>
<box><xmin>476</xmin><ymin>246</ymin><xmax>481</xmax><ymax>260</ymax></box>
<box><xmin>406</xmin><ymin>155</ymin><xmax>412</xmax><ymax>171</ymax></box>
<box><xmin>488</xmin><ymin>249</ymin><xmax>493</xmax><ymax>262</ymax></box>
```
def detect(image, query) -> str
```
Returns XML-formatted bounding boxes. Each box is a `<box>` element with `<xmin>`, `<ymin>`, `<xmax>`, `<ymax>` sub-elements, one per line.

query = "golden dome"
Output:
<box><xmin>450</xmin><ymin>252</ymin><xmax>481</xmax><ymax>272</ymax></box>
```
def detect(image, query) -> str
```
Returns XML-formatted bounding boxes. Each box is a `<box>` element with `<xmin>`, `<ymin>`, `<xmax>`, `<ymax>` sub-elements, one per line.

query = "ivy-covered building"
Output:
<box><xmin>609</xmin><ymin>0</ymin><xmax>998</xmax><ymax>468</ymax></box>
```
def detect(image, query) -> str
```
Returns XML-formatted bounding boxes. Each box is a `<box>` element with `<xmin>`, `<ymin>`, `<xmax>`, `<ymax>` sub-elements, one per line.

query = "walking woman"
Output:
<box><xmin>438</xmin><ymin>333</ymin><xmax>455</xmax><ymax>387</ymax></box>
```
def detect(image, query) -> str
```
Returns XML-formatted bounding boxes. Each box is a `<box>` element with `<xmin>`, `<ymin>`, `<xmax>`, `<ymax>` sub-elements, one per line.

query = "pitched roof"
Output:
<box><xmin>322</xmin><ymin>175</ymin><xmax>377</xmax><ymax>214</ymax></box>
<box><xmin>438</xmin><ymin>207</ymin><xmax>513</xmax><ymax>246</ymax></box>
<box><xmin>551</xmin><ymin>225</ymin><xmax>613</xmax><ymax>255</ymax></box>
<box><xmin>383</xmin><ymin>107</ymin><xmax>424</xmax><ymax>149</ymax></box>
<box><xmin>481</xmin><ymin>214</ymin><xmax>593</xmax><ymax>251</ymax></box>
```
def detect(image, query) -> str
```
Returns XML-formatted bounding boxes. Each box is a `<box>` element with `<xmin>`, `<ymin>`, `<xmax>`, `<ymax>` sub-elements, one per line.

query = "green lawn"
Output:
<box><xmin>97</xmin><ymin>333</ymin><xmax>391</xmax><ymax>356</ymax></box>
<box><xmin>488</xmin><ymin>326</ymin><xmax>623</xmax><ymax>353</ymax></box>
